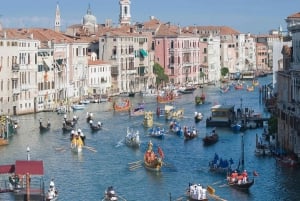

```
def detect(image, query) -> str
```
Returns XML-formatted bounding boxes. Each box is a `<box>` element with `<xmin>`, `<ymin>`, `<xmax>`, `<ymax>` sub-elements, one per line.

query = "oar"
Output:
<box><xmin>84</xmin><ymin>146</ymin><xmax>97</xmax><ymax>152</ymax></box>
<box><xmin>129</xmin><ymin>163</ymin><xmax>142</xmax><ymax>169</ymax></box>
<box><xmin>54</xmin><ymin>147</ymin><xmax>66</xmax><ymax>152</ymax></box>
<box><xmin>128</xmin><ymin>160</ymin><xmax>142</xmax><ymax>165</ymax></box>
<box><xmin>129</xmin><ymin>165</ymin><xmax>142</xmax><ymax>170</ymax></box>
<box><xmin>208</xmin><ymin>193</ymin><xmax>228</xmax><ymax>201</ymax></box>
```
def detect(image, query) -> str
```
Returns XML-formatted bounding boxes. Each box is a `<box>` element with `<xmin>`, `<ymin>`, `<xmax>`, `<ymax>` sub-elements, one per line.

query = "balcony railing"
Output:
<box><xmin>12</xmin><ymin>64</ymin><xmax>20</xmax><ymax>71</ymax></box>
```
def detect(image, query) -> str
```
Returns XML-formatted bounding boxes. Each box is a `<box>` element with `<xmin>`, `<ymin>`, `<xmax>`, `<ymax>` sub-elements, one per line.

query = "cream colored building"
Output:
<box><xmin>0</xmin><ymin>29</ymin><xmax>40</xmax><ymax>115</ymax></box>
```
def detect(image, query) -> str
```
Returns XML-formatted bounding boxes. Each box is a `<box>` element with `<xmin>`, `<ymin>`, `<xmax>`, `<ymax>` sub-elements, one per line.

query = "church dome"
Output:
<box><xmin>83</xmin><ymin>5</ymin><xmax>97</xmax><ymax>25</ymax></box>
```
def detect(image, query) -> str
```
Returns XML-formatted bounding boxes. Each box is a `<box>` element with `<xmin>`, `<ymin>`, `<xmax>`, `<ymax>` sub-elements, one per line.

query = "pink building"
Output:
<box><xmin>153</xmin><ymin>23</ymin><xmax>202</xmax><ymax>85</ymax></box>
<box><xmin>256</xmin><ymin>42</ymin><xmax>269</xmax><ymax>71</ymax></box>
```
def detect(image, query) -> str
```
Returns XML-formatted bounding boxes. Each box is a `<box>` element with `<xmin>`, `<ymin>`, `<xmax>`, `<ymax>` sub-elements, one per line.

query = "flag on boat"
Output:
<box><xmin>158</xmin><ymin>147</ymin><xmax>164</xmax><ymax>159</ymax></box>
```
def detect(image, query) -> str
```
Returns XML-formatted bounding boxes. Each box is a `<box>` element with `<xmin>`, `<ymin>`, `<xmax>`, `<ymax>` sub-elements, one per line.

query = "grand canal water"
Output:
<box><xmin>1</xmin><ymin>75</ymin><xmax>300</xmax><ymax>201</ymax></box>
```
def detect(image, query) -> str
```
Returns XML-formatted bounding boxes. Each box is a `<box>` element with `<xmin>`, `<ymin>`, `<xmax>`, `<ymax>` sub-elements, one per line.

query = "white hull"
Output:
<box><xmin>71</xmin><ymin>143</ymin><xmax>83</xmax><ymax>153</ymax></box>
<box><xmin>72</xmin><ymin>104</ymin><xmax>85</xmax><ymax>110</ymax></box>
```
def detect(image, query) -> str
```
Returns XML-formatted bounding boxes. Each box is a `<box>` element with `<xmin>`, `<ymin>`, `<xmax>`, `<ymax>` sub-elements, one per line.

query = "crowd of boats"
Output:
<box><xmin>1</xmin><ymin>77</ymin><xmax>298</xmax><ymax>201</ymax></box>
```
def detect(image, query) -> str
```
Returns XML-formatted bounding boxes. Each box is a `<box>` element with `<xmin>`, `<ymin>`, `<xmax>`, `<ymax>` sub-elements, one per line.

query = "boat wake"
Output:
<box><xmin>115</xmin><ymin>139</ymin><xmax>124</xmax><ymax>147</ymax></box>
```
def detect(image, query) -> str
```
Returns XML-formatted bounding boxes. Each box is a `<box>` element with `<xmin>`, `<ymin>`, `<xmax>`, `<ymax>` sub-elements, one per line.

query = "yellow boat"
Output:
<box><xmin>143</xmin><ymin>111</ymin><xmax>153</xmax><ymax>128</ymax></box>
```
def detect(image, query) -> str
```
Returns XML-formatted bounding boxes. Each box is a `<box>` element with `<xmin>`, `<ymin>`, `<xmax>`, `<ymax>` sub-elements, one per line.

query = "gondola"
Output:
<box><xmin>194</xmin><ymin>112</ymin><xmax>203</xmax><ymax>123</ymax></box>
<box><xmin>202</xmin><ymin>128</ymin><xmax>218</xmax><ymax>145</ymax></box>
<box><xmin>103</xmin><ymin>186</ymin><xmax>118</xmax><ymax>201</ymax></box>
<box><xmin>227</xmin><ymin>177</ymin><xmax>254</xmax><ymax>190</ymax></box>
<box><xmin>39</xmin><ymin>119</ymin><xmax>50</xmax><ymax>133</ymax></box>
<box><xmin>86</xmin><ymin>112</ymin><xmax>94</xmax><ymax>122</ymax></box>
<box><xmin>89</xmin><ymin>120</ymin><xmax>102</xmax><ymax>132</ymax></box>
<box><xmin>183</xmin><ymin>126</ymin><xmax>198</xmax><ymax>140</ymax></box>
<box><xmin>226</xmin><ymin>134</ymin><xmax>255</xmax><ymax>190</ymax></box>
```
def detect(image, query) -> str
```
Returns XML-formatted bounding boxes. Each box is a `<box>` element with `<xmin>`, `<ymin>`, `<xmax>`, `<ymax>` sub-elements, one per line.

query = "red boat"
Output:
<box><xmin>113</xmin><ymin>99</ymin><xmax>131</xmax><ymax>112</ymax></box>
<box><xmin>157</xmin><ymin>92</ymin><xmax>174</xmax><ymax>103</ymax></box>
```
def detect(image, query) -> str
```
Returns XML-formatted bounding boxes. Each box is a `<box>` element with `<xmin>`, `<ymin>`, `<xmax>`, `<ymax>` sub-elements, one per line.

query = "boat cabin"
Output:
<box><xmin>0</xmin><ymin>160</ymin><xmax>45</xmax><ymax>200</ymax></box>
<box><xmin>206</xmin><ymin>104</ymin><xmax>235</xmax><ymax>127</ymax></box>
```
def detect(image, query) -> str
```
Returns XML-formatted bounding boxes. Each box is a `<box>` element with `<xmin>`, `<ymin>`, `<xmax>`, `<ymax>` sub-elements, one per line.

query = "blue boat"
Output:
<box><xmin>231</xmin><ymin>123</ymin><xmax>242</xmax><ymax>132</ymax></box>
<box><xmin>169</xmin><ymin>121</ymin><xmax>183</xmax><ymax>136</ymax></box>
<box><xmin>148</xmin><ymin>127</ymin><xmax>165</xmax><ymax>139</ymax></box>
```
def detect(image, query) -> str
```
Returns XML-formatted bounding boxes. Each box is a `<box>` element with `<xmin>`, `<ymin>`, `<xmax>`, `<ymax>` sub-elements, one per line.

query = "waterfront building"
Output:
<box><xmin>98</xmin><ymin>28</ymin><xmax>152</xmax><ymax>94</ymax></box>
<box><xmin>276</xmin><ymin>12</ymin><xmax>300</xmax><ymax>157</ymax></box>
<box><xmin>0</xmin><ymin>29</ymin><xmax>40</xmax><ymax>115</ymax></box>
<box><xmin>244</xmin><ymin>33</ymin><xmax>257</xmax><ymax>71</ymax></box>
<box><xmin>256</xmin><ymin>31</ymin><xmax>284</xmax><ymax>72</ymax></box>
<box><xmin>256</xmin><ymin>42</ymin><xmax>269</xmax><ymax>72</ymax></box>
<box><xmin>87</xmin><ymin>55</ymin><xmax>112</xmax><ymax>95</ymax></box>
<box><xmin>186</xmin><ymin>26</ymin><xmax>254</xmax><ymax>79</ymax></box>
<box><xmin>153</xmin><ymin>23</ymin><xmax>202</xmax><ymax>85</ymax></box>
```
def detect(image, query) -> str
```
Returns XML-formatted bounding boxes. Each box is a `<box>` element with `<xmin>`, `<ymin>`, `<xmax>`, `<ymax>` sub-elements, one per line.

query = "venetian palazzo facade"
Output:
<box><xmin>276</xmin><ymin>12</ymin><xmax>300</xmax><ymax>157</ymax></box>
<box><xmin>0</xmin><ymin>0</ymin><xmax>290</xmax><ymax>116</ymax></box>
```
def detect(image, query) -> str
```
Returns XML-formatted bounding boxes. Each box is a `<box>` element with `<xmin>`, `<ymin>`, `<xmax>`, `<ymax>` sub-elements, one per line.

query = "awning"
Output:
<box><xmin>15</xmin><ymin>160</ymin><xmax>44</xmax><ymax>175</ymax></box>
<box><xmin>0</xmin><ymin>164</ymin><xmax>15</xmax><ymax>174</ymax></box>
<box><xmin>140</xmin><ymin>49</ymin><xmax>148</xmax><ymax>57</ymax></box>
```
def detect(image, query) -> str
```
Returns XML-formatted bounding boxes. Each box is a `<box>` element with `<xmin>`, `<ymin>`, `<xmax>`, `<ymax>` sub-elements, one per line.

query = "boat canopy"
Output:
<box><xmin>15</xmin><ymin>160</ymin><xmax>44</xmax><ymax>175</ymax></box>
<box><xmin>0</xmin><ymin>164</ymin><xmax>15</xmax><ymax>174</ymax></box>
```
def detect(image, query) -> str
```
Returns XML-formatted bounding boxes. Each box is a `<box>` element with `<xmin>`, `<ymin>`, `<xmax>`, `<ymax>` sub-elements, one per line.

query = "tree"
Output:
<box><xmin>268</xmin><ymin>115</ymin><xmax>278</xmax><ymax>134</ymax></box>
<box><xmin>221</xmin><ymin>67</ymin><xmax>229</xmax><ymax>77</ymax></box>
<box><xmin>153</xmin><ymin>63</ymin><xmax>169</xmax><ymax>86</ymax></box>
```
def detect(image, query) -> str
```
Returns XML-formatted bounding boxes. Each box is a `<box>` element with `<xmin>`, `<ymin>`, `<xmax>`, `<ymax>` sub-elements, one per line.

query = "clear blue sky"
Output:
<box><xmin>0</xmin><ymin>0</ymin><xmax>299</xmax><ymax>34</ymax></box>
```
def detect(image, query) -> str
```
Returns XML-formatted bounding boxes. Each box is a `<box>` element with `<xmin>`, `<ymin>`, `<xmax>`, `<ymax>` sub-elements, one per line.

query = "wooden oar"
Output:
<box><xmin>84</xmin><ymin>146</ymin><xmax>97</xmax><ymax>152</ymax></box>
<box><xmin>54</xmin><ymin>147</ymin><xmax>66</xmax><ymax>152</ymax></box>
<box><xmin>129</xmin><ymin>163</ymin><xmax>142</xmax><ymax>169</ymax></box>
<box><xmin>208</xmin><ymin>193</ymin><xmax>227</xmax><ymax>201</ymax></box>
<box><xmin>129</xmin><ymin>165</ymin><xmax>142</xmax><ymax>170</ymax></box>
<box><xmin>128</xmin><ymin>160</ymin><xmax>142</xmax><ymax>165</ymax></box>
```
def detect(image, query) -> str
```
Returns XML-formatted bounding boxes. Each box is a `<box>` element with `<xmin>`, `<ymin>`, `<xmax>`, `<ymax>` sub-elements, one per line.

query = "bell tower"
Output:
<box><xmin>54</xmin><ymin>2</ymin><xmax>61</xmax><ymax>32</ymax></box>
<box><xmin>119</xmin><ymin>0</ymin><xmax>131</xmax><ymax>26</ymax></box>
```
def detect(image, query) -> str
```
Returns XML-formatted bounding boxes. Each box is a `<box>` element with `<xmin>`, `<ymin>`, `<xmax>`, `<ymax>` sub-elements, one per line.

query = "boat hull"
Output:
<box><xmin>202</xmin><ymin>134</ymin><xmax>218</xmax><ymax>145</ymax></box>
<box><xmin>227</xmin><ymin>178</ymin><xmax>254</xmax><ymax>190</ymax></box>
<box><xmin>144</xmin><ymin>162</ymin><xmax>162</xmax><ymax>172</ymax></box>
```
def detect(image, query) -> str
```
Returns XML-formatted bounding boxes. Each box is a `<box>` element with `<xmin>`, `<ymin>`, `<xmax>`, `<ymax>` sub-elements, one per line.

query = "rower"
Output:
<box><xmin>78</xmin><ymin>129</ymin><xmax>85</xmax><ymax>145</ymax></box>
<box><xmin>49</xmin><ymin>178</ymin><xmax>55</xmax><ymax>190</ymax></box>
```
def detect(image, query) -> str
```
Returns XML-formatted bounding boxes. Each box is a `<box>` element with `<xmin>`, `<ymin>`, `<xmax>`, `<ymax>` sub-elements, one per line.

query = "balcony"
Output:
<box><xmin>122</xmin><ymin>69</ymin><xmax>136</xmax><ymax>75</ymax></box>
<box><xmin>111</xmin><ymin>66</ymin><xmax>119</xmax><ymax>75</ymax></box>
<box><xmin>13</xmin><ymin>88</ymin><xmax>20</xmax><ymax>95</ymax></box>
<box><xmin>12</xmin><ymin>64</ymin><xmax>20</xmax><ymax>71</ymax></box>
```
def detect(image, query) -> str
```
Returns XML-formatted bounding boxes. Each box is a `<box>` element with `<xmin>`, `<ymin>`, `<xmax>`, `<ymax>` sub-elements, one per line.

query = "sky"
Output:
<box><xmin>0</xmin><ymin>0</ymin><xmax>299</xmax><ymax>34</ymax></box>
